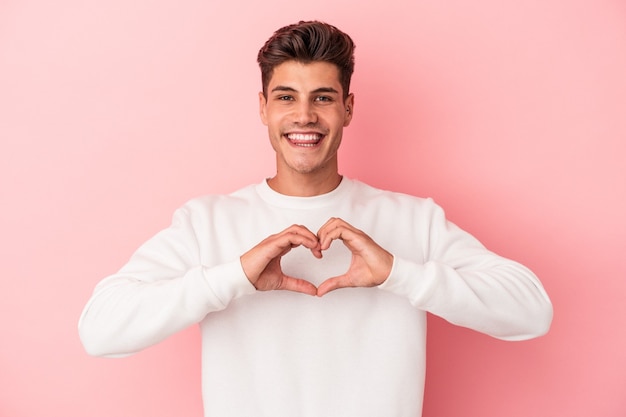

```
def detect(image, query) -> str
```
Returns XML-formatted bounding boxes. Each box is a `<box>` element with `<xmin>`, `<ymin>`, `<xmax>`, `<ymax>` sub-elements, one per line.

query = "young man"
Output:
<box><xmin>79</xmin><ymin>21</ymin><xmax>552</xmax><ymax>416</ymax></box>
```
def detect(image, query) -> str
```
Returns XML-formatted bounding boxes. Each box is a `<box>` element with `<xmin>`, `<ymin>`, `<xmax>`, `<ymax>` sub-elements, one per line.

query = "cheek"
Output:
<box><xmin>267</xmin><ymin>110</ymin><xmax>287</xmax><ymax>128</ymax></box>
<box><xmin>269</xmin><ymin>118</ymin><xmax>284</xmax><ymax>136</ymax></box>
<box><xmin>330</xmin><ymin>110</ymin><xmax>348</xmax><ymax>126</ymax></box>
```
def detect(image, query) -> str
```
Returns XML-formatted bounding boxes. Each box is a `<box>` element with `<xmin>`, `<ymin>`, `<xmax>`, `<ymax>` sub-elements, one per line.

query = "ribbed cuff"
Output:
<box><xmin>377</xmin><ymin>256</ymin><xmax>430</xmax><ymax>305</ymax></box>
<box><xmin>201</xmin><ymin>260</ymin><xmax>257</xmax><ymax>307</ymax></box>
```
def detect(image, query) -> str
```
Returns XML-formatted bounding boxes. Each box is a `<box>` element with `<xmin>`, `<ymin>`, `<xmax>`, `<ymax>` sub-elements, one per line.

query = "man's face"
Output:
<box><xmin>259</xmin><ymin>61</ymin><xmax>354</xmax><ymax>179</ymax></box>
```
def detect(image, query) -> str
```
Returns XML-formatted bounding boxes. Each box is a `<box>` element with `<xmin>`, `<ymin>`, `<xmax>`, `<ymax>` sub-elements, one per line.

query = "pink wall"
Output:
<box><xmin>1</xmin><ymin>0</ymin><xmax>625</xmax><ymax>416</ymax></box>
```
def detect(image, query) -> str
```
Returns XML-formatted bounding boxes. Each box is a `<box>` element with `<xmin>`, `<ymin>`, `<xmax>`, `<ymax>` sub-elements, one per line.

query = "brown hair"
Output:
<box><xmin>257</xmin><ymin>21</ymin><xmax>355</xmax><ymax>98</ymax></box>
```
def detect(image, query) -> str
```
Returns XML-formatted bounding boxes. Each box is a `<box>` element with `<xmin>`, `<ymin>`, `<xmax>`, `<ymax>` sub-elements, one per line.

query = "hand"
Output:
<box><xmin>316</xmin><ymin>218</ymin><xmax>394</xmax><ymax>297</ymax></box>
<box><xmin>240</xmin><ymin>225</ymin><xmax>322</xmax><ymax>296</ymax></box>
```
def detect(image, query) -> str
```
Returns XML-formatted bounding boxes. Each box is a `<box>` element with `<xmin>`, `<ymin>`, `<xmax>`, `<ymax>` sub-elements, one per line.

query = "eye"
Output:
<box><xmin>315</xmin><ymin>96</ymin><xmax>333</xmax><ymax>103</ymax></box>
<box><xmin>277</xmin><ymin>95</ymin><xmax>294</xmax><ymax>101</ymax></box>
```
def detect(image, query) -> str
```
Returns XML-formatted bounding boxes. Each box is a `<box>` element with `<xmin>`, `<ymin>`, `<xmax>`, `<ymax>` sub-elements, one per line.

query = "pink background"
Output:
<box><xmin>1</xmin><ymin>0</ymin><xmax>625</xmax><ymax>416</ymax></box>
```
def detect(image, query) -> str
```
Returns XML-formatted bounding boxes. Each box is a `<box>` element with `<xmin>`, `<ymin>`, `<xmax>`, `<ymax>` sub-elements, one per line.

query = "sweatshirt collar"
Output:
<box><xmin>255</xmin><ymin>176</ymin><xmax>352</xmax><ymax>209</ymax></box>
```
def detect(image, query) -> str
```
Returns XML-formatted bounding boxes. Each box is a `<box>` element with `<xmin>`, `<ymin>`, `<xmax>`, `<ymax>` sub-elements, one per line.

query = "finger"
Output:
<box><xmin>279</xmin><ymin>225</ymin><xmax>322</xmax><ymax>257</ymax></box>
<box><xmin>318</xmin><ymin>224</ymin><xmax>360</xmax><ymax>251</ymax></box>
<box><xmin>316</xmin><ymin>275</ymin><xmax>350</xmax><ymax>297</ymax></box>
<box><xmin>318</xmin><ymin>216</ymin><xmax>341</xmax><ymax>231</ymax></box>
<box><xmin>317</xmin><ymin>218</ymin><xmax>340</xmax><ymax>250</ymax></box>
<box><xmin>281</xmin><ymin>225</ymin><xmax>322</xmax><ymax>252</ymax></box>
<box><xmin>280</xmin><ymin>233</ymin><xmax>322</xmax><ymax>258</ymax></box>
<box><xmin>241</xmin><ymin>228</ymin><xmax>320</xmax><ymax>282</ymax></box>
<box><xmin>272</xmin><ymin>230</ymin><xmax>319</xmax><ymax>256</ymax></box>
<box><xmin>317</xmin><ymin>218</ymin><xmax>362</xmax><ymax>249</ymax></box>
<box><xmin>279</xmin><ymin>275</ymin><xmax>318</xmax><ymax>296</ymax></box>
<box><xmin>284</xmin><ymin>224</ymin><xmax>318</xmax><ymax>240</ymax></box>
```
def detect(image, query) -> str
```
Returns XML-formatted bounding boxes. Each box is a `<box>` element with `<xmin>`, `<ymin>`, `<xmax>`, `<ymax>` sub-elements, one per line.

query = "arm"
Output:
<box><xmin>316</xmin><ymin>204</ymin><xmax>552</xmax><ymax>341</ymax></box>
<box><xmin>379</xmin><ymin>203</ymin><xmax>552</xmax><ymax>340</ymax></box>
<box><xmin>78</xmin><ymin>206</ymin><xmax>255</xmax><ymax>357</ymax></box>
<box><xmin>381</xmin><ymin>255</ymin><xmax>552</xmax><ymax>340</ymax></box>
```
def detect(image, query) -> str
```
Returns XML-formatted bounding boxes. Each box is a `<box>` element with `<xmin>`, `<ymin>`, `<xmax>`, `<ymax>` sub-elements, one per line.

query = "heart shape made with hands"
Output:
<box><xmin>280</xmin><ymin>241</ymin><xmax>351</xmax><ymax>295</ymax></box>
<box><xmin>241</xmin><ymin>219</ymin><xmax>394</xmax><ymax>297</ymax></box>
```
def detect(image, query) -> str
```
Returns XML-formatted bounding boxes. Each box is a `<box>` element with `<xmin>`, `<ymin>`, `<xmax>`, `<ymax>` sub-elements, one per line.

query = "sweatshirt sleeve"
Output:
<box><xmin>78</xmin><ymin>205</ymin><xmax>256</xmax><ymax>357</ymax></box>
<box><xmin>378</xmin><ymin>200</ymin><xmax>553</xmax><ymax>341</ymax></box>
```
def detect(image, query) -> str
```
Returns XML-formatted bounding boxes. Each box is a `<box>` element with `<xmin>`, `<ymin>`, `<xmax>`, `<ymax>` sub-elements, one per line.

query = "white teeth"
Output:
<box><xmin>287</xmin><ymin>133</ymin><xmax>322</xmax><ymax>141</ymax></box>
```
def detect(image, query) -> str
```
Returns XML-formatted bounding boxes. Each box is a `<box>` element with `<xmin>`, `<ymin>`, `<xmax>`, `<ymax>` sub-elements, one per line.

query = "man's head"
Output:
<box><xmin>257</xmin><ymin>21</ymin><xmax>355</xmax><ymax>99</ymax></box>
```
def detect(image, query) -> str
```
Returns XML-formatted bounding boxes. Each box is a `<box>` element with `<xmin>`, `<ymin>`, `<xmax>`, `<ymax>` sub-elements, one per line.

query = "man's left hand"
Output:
<box><xmin>316</xmin><ymin>217</ymin><xmax>394</xmax><ymax>297</ymax></box>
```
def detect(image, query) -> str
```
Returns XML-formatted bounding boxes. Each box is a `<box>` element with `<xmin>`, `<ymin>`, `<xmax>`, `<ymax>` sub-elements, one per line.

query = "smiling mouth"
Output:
<box><xmin>286</xmin><ymin>133</ymin><xmax>324</xmax><ymax>147</ymax></box>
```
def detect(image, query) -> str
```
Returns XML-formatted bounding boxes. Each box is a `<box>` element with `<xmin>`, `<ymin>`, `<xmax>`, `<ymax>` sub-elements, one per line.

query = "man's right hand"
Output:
<box><xmin>240</xmin><ymin>225</ymin><xmax>322</xmax><ymax>296</ymax></box>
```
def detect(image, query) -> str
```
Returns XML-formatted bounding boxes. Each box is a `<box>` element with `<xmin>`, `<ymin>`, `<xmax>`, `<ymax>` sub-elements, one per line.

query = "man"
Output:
<box><xmin>79</xmin><ymin>21</ymin><xmax>552</xmax><ymax>416</ymax></box>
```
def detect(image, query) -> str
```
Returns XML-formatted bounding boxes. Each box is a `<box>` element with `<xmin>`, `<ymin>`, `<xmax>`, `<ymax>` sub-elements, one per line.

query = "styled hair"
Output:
<box><xmin>257</xmin><ymin>21</ymin><xmax>355</xmax><ymax>98</ymax></box>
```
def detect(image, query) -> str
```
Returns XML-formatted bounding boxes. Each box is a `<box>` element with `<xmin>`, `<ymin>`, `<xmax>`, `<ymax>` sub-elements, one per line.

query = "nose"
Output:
<box><xmin>292</xmin><ymin>101</ymin><xmax>318</xmax><ymax>125</ymax></box>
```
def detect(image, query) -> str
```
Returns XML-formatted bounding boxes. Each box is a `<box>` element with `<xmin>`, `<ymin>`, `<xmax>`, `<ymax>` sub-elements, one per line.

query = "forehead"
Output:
<box><xmin>268</xmin><ymin>61</ymin><xmax>343</xmax><ymax>93</ymax></box>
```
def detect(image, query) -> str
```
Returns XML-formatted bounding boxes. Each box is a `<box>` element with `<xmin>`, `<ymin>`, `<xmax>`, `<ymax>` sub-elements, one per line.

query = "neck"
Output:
<box><xmin>267</xmin><ymin>171</ymin><xmax>343</xmax><ymax>197</ymax></box>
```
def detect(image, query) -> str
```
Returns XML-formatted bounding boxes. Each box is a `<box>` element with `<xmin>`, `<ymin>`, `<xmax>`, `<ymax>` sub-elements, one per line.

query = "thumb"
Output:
<box><xmin>279</xmin><ymin>274</ymin><xmax>319</xmax><ymax>296</ymax></box>
<box><xmin>316</xmin><ymin>275</ymin><xmax>349</xmax><ymax>297</ymax></box>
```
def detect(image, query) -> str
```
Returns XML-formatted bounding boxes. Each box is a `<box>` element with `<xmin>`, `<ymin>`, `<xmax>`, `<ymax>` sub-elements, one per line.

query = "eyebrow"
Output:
<box><xmin>270</xmin><ymin>86</ymin><xmax>340</xmax><ymax>95</ymax></box>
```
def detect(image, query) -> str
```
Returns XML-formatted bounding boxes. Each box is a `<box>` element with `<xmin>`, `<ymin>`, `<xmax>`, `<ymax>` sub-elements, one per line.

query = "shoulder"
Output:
<box><xmin>348</xmin><ymin>178</ymin><xmax>438</xmax><ymax>211</ymax></box>
<box><xmin>174</xmin><ymin>183</ymin><xmax>259</xmax><ymax>220</ymax></box>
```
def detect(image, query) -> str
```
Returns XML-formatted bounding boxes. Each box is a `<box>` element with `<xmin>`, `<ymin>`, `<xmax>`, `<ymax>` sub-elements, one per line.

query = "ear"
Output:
<box><xmin>343</xmin><ymin>93</ymin><xmax>355</xmax><ymax>127</ymax></box>
<box><xmin>259</xmin><ymin>92</ymin><xmax>268</xmax><ymax>125</ymax></box>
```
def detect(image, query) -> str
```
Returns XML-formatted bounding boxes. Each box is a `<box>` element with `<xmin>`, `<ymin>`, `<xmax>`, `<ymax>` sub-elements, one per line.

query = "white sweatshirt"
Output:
<box><xmin>79</xmin><ymin>178</ymin><xmax>552</xmax><ymax>417</ymax></box>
